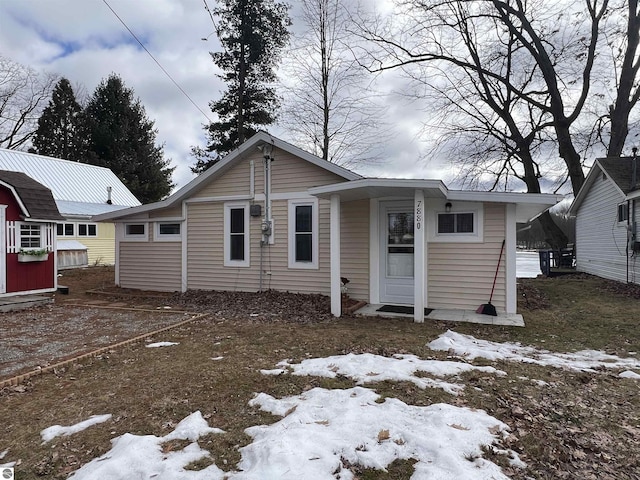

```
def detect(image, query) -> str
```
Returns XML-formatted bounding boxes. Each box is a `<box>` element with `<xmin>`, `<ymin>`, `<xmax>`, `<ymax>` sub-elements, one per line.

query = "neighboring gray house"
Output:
<box><xmin>570</xmin><ymin>157</ymin><xmax>640</xmax><ymax>284</ymax></box>
<box><xmin>0</xmin><ymin>148</ymin><xmax>141</xmax><ymax>267</ymax></box>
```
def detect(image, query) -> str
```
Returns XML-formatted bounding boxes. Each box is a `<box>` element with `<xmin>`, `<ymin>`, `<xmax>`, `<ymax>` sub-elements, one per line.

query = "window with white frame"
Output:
<box><xmin>124</xmin><ymin>223</ymin><xmax>148</xmax><ymax>241</ymax></box>
<box><xmin>78</xmin><ymin>223</ymin><xmax>98</xmax><ymax>237</ymax></box>
<box><xmin>57</xmin><ymin>223</ymin><xmax>75</xmax><ymax>236</ymax></box>
<box><xmin>20</xmin><ymin>223</ymin><xmax>42</xmax><ymax>248</ymax></box>
<box><xmin>288</xmin><ymin>199</ymin><xmax>318</xmax><ymax>269</ymax></box>
<box><xmin>155</xmin><ymin>222</ymin><xmax>181</xmax><ymax>241</ymax></box>
<box><xmin>437</xmin><ymin>212</ymin><xmax>475</xmax><ymax>234</ymax></box>
<box><xmin>224</xmin><ymin>202</ymin><xmax>250</xmax><ymax>267</ymax></box>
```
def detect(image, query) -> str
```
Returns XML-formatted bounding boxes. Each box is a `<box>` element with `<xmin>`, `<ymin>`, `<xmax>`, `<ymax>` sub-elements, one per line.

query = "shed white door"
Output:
<box><xmin>379</xmin><ymin>201</ymin><xmax>414</xmax><ymax>304</ymax></box>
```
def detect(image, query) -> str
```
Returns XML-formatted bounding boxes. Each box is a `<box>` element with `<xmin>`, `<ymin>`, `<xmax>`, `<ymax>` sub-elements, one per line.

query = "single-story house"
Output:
<box><xmin>0</xmin><ymin>148</ymin><xmax>141</xmax><ymax>267</ymax></box>
<box><xmin>569</xmin><ymin>156</ymin><xmax>640</xmax><ymax>284</ymax></box>
<box><xmin>94</xmin><ymin>132</ymin><xmax>561</xmax><ymax>322</ymax></box>
<box><xmin>0</xmin><ymin>170</ymin><xmax>65</xmax><ymax>296</ymax></box>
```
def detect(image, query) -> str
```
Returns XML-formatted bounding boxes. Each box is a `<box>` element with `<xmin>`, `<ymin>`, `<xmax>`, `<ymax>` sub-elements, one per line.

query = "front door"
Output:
<box><xmin>379</xmin><ymin>202</ymin><xmax>414</xmax><ymax>304</ymax></box>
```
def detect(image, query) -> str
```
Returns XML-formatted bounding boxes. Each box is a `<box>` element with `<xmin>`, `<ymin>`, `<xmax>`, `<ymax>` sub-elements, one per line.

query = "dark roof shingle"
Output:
<box><xmin>0</xmin><ymin>170</ymin><xmax>65</xmax><ymax>221</ymax></box>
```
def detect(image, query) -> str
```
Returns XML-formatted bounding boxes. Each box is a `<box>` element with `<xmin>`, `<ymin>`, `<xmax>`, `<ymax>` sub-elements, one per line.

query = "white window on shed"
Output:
<box><xmin>20</xmin><ymin>224</ymin><xmax>42</xmax><ymax>248</ymax></box>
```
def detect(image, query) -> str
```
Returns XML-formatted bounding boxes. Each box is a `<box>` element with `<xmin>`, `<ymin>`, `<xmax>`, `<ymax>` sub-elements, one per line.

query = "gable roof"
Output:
<box><xmin>569</xmin><ymin>157</ymin><xmax>639</xmax><ymax>215</ymax></box>
<box><xmin>0</xmin><ymin>148</ymin><xmax>141</xmax><ymax>217</ymax></box>
<box><xmin>0</xmin><ymin>170</ymin><xmax>65</xmax><ymax>221</ymax></box>
<box><xmin>93</xmin><ymin>131</ymin><xmax>363</xmax><ymax>221</ymax></box>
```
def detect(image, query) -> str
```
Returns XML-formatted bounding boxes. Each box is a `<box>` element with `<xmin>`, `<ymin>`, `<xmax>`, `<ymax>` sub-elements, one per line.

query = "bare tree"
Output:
<box><xmin>279</xmin><ymin>0</ymin><xmax>387</xmax><ymax>169</ymax></box>
<box><xmin>0</xmin><ymin>56</ymin><xmax>58</xmax><ymax>149</ymax></box>
<box><xmin>351</xmin><ymin>0</ymin><xmax>640</xmax><ymax>246</ymax></box>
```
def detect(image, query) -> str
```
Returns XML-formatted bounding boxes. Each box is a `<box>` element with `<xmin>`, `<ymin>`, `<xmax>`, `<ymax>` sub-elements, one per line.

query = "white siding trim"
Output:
<box><xmin>369</xmin><ymin>198</ymin><xmax>380</xmax><ymax>304</ymax></box>
<box><xmin>0</xmin><ymin>206</ymin><xmax>5</xmax><ymax>294</ymax></box>
<box><xmin>224</xmin><ymin>201</ymin><xmax>251</xmax><ymax>268</ymax></box>
<box><xmin>414</xmin><ymin>190</ymin><xmax>425</xmax><ymax>322</ymax></box>
<box><xmin>115</xmin><ymin>223</ymin><xmax>122</xmax><ymax>286</ymax></box>
<box><xmin>181</xmin><ymin>202</ymin><xmax>188</xmax><ymax>292</ymax></box>
<box><xmin>186</xmin><ymin>195</ymin><xmax>253</xmax><ymax>204</ymax></box>
<box><xmin>288</xmin><ymin>198</ymin><xmax>319</xmax><ymax>269</ymax></box>
<box><xmin>506</xmin><ymin>204</ymin><xmax>517</xmax><ymax>313</ymax></box>
<box><xmin>330</xmin><ymin>194</ymin><xmax>341</xmax><ymax>316</ymax></box>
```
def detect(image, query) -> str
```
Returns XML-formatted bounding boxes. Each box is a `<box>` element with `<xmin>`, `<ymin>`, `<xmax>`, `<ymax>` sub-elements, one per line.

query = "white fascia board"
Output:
<box><xmin>626</xmin><ymin>190</ymin><xmax>640</xmax><ymax>200</ymax></box>
<box><xmin>0</xmin><ymin>180</ymin><xmax>30</xmax><ymax>217</ymax></box>
<box><xmin>447</xmin><ymin>190</ymin><xmax>564</xmax><ymax>205</ymax></box>
<box><xmin>308</xmin><ymin>178</ymin><xmax>448</xmax><ymax>197</ymax></box>
<box><xmin>569</xmin><ymin>159</ymin><xmax>627</xmax><ymax>215</ymax></box>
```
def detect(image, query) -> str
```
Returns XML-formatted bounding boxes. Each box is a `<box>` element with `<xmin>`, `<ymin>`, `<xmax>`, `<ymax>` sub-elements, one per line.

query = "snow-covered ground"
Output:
<box><xmin>4</xmin><ymin>331</ymin><xmax>638</xmax><ymax>479</ymax></box>
<box><xmin>516</xmin><ymin>250</ymin><xmax>541</xmax><ymax>278</ymax></box>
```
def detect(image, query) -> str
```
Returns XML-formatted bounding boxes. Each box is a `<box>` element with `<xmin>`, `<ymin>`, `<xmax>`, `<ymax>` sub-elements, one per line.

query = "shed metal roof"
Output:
<box><xmin>0</xmin><ymin>149</ymin><xmax>141</xmax><ymax>213</ymax></box>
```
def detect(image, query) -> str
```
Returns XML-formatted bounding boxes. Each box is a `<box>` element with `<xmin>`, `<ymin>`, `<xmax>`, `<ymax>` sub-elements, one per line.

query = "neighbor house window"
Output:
<box><xmin>155</xmin><ymin>222</ymin><xmax>182</xmax><ymax>241</ymax></box>
<box><xmin>57</xmin><ymin>223</ymin><xmax>75</xmax><ymax>236</ymax></box>
<box><xmin>618</xmin><ymin>203</ymin><xmax>629</xmax><ymax>223</ymax></box>
<box><xmin>224</xmin><ymin>202</ymin><xmax>250</xmax><ymax>267</ymax></box>
<box><xmin>20</xmin><ymin>223</ymin><xmax>42</xmax><ymax>248</ymax></box>
<box><xmin>288</xmin><ymin>199</ymin><xmax>318</xmax><ymax>269</ymax></box>
<box><xmin>78</xmin><ymin>223</ymin><xmax>97</xmax><ymax>237</ymax></box>
<box><xmin>437</xmin><ymin>212</ymin><xmax>475</xmax><ymax>234</ymax></box>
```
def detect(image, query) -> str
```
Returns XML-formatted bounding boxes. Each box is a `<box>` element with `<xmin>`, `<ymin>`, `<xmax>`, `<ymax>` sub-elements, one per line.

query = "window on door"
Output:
<box><xmin>387</xmin><ymin>212</ymin><xmax>414</xmax><ymax>277</ymax></box>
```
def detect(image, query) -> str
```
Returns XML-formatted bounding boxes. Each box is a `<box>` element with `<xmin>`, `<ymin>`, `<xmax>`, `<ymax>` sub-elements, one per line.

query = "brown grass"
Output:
<box><xmin>1</xmin><ymin>269</ymin><xmax>639</xmax><ymax>479</ymax></box>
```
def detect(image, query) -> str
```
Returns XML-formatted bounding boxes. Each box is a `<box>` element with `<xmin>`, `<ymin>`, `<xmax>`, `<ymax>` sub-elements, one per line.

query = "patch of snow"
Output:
<box><xmin>619</xmin><ymin>370</ymin><xmax>640</xmax><ymax>379</ymax></box>
<box><xmin>429</xmin><ymin>331</ymin><xmax>640</xmax><ymax>373</ymax></box>
<box><xmin>244</xmin><ymin>387</ymin><xmax>517</xmax><ymax>479</ymax></box>
<box><xmin>273</xmin><ymin>353</ymin><xmax>505</xmax><ymax>395</ymax></box>
<box><xmin>145</xmin><ymin>342</ymin><xmax>179</xmax><ymax>348</ymax></box>
<box><xmin>41</xmin><ymin>414</ymin><xmax>113</xmax><ymax>444</ymax></box>
<box><xmin>69</xmin><ymin>412</ymin><xmax>225</xmax><ymax>479</ymax></box>
<box><xmin>211</xmin><ymin>356</ymin><xmax>224</xmax><ymax>361</ymax></box>
<box><xmin>0</xmin><ymin>449</ymin><xmax>6</xmax><ymax>459</ymax></box>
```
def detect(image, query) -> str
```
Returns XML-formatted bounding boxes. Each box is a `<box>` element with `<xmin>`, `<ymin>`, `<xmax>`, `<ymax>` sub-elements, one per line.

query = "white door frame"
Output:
<box><xmin>378</xmin><ymin>200</ymin><xmax>415</xmax><ymax>304</ymax></box>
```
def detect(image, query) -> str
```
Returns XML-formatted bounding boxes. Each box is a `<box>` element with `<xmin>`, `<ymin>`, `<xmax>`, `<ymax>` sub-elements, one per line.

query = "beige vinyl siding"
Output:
<box><xmin>340</xmin><ymin>199</ymin><xmax>369</xmax><ymax>301</ymax></box>
<box><xmin>186</xmin><ymin>198</ymin><xmax>334</xmax><ymax>295</ymax></box>
<box><xmin>154</xmin><ymin>206</ymin><xmax>183</xmax><ymax>218</ymax></box>
<box><xmin>271</xmin><ymin>149</ymin><xmax>346</xmax><ymax>192</ymax></box>
<box><xmin>427</xmin><ymin>204</ymin><xmax>506</xmax><ymax>311</ymax></box>
<box><xmin>119</xmin><ymin>241</ymin><xmax>182</xmax><ymax>291</ymax></box>
<box><xmin>575</xmin><ymin>173</ymin><xmax>630</xmax><ymax>282</ymax></box>
<box><xmin>192</xmin><ymin>157</ymin><xmax>255</xmax><ymax>199</ymax></box>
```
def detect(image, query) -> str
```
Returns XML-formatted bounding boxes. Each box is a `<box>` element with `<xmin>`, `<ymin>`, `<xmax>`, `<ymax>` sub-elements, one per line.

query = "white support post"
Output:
<box><xmin>505</xmin><ymin>203</ymin><xmax>517</xmax><ymax>313</ymax></box>
<box><xmin>414</xmin><ymin>189</ymin><xmax>425</xmax><ymax>323</ymax></box>
<box><xmin>330</xmin><ymin>194</ymin><xmax>341</xmax><ymax>317</ymax></box>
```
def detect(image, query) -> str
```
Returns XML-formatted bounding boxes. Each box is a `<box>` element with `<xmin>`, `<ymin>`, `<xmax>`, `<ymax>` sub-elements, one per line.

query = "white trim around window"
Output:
<box><xmin>288</xmin><ymin>198</ymin><xmax>319</xmax><ymax>269</ymax></box>
<box><xmin>427</xmin><ymin>200</ymin><xmax>484</xmax><ymax>243</ymax></box>
<box><xmin>124</xmin><ymin>222</ymin><xmax>148</xmax><ymax>241</ymax></box>
<box><xmin>155</xmin><ymin>221</ymin><xmax>182</xmax><ymax>241</ymax></box>
<box><xmin>224</xmin><ymin>201</ymin><xmax>250</xmax><ymax>267</ymax></box>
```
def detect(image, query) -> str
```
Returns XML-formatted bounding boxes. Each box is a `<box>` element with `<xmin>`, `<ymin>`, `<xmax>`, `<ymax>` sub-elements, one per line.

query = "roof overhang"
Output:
<box><xmin>310</xmin><ymin>179</ymin><xmax>563</xmax><ymax>223</ymax></box>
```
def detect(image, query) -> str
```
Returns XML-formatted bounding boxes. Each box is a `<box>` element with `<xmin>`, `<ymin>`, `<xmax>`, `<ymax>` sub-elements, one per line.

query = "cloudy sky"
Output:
<box><xmin>0</xmin><ymin>0</ymin><xmax>447</xmax><ymax>191</ymax></box>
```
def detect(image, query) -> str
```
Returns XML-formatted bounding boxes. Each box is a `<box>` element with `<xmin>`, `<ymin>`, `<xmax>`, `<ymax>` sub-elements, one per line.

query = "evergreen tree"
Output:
<box><xmin>32</xmin><ymin>78</ymin><xmax>83</xmax><ymax>161</ymax></box>
<box><xmin>83</xmin><ymin>74</ymin><xmax>174</xmax><ymax>203</ymax></box>
<box><xmin>192</xmin><ymin>0</ymin><xmax>290</xmax><ymax>173</ymax></box>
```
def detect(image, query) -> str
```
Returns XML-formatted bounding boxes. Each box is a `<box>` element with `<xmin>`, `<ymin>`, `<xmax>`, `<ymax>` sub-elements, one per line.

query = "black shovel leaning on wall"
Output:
<box><xmin>476</xmin><ymin>239</ymin><xmax>506</xmax><ymax>316</ymax></box>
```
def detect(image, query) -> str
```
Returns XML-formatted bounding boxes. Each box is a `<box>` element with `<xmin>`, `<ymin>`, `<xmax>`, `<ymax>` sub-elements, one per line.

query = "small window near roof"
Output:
<box><xmin>125</xmin><ymin>223</ymin><xmax>146</xmax><ymax>238</ymax></box>
<box><xmin>159</xmin><ymin>223</ymin><xmax>180</xmax><ymax>235</ymax></box>
<box><xmin>437</xmin><ymin>212</ymin><xmax>474</xmax><ymax>234</ymax></box>
<box><xmin>57</xmin><ymin>223</ymin><xmax>74</xmax><ymax>236</ymax></box>
<box><xmin>78</xmin><ymin>223</ymin><xmax>97</xmax><ymax>236</ymax></box>
<box><xmin>618</xmin><ymin>203</ymin><xmax>628</xmax><ymax>223</ymax></box>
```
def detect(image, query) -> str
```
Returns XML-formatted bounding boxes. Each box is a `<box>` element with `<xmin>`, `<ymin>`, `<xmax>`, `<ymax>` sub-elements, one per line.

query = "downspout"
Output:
<box><xmin>259</xmin><ymin>144</ymin><xmax>274</xmax><ymax>291</ymax></box>
<box><xmin>629</xmin><ymin>148</ymin><xmax>638</xmax><ymax>283</ymax></box>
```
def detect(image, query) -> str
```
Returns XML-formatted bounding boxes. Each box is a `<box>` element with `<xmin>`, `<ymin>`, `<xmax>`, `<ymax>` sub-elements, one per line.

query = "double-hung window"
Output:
<box><xmin>288</xmin><ymin>199</ymin><xmax>318</xmax><ymax>269</ymax></box>
<box><xmin>224</xmin><ymin>202</ymin><xmax>250</xmax><ymax>267</ymax></box>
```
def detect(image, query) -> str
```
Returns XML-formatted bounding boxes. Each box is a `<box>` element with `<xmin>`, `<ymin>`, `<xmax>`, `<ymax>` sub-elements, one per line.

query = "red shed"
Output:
<box><xmin>0</xmin><ymin>170</ymin><xmax>64</xmax><ymax>296</ymax></box>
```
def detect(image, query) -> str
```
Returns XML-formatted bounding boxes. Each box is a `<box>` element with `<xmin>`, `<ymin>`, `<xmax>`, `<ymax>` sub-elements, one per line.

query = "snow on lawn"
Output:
<box><xmin>262</xmin><ymin>353</ymin><xmax>505</xmax><ymax>395</ymax></box>
<box><xmin>69</xmin><ymin>412</ymin><xmax>225</xmax><ymax>479</ymax></box>
<box><xmin>146</xmin><ymin>341</ymin><xmax>179</xmax><ymax>348</ymax></box>
<box><xmin>41</xmin><ymin>414</ymin><xmax>113</xmax><ymax>444</ymax></box>
<box><xmin>68</xmin><ymin>389</ymin><xmax>518</xmax><ymax>480</ymax></box>
<box><xmin>242</xmin><ymin>387</ymin><xmax>518</xmax><ymax>479</ymax></box>
<box><xmin>430</xmin><ymin>330</ymin><xmax>640</xmax><ymax>373</ymax></box>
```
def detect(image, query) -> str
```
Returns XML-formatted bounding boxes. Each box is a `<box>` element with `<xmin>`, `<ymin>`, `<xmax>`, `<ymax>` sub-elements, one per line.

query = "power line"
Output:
<box><xmin>100</xmin><ymin>0</ymin><xmax>212</xmax><ymax>122</ymax></box>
